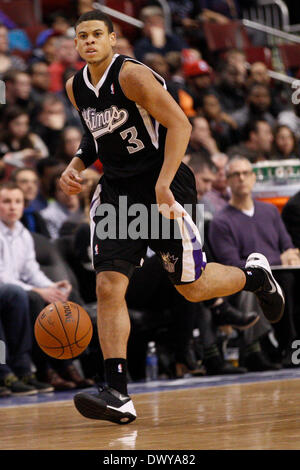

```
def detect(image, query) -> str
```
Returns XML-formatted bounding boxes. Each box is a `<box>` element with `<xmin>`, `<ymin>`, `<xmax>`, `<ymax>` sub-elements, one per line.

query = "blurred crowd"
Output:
<box><xmin>1</xmin><ymin>0</ymin><xmax>300</xmax><ymax>398</ymax></box>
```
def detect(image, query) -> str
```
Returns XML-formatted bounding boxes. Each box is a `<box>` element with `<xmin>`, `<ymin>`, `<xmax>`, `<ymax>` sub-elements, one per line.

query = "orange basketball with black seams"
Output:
<box><xmin>34</xmin><ymin>301</ymin><xmax>93</xmax><ymax>359</ymax></box>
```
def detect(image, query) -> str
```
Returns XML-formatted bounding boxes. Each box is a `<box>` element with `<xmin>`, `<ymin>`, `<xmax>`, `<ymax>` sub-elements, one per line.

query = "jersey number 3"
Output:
<box><xmin>120</xmin><ymin>126</ymin><xmax>145</xmax><ymax>154</ymax></box>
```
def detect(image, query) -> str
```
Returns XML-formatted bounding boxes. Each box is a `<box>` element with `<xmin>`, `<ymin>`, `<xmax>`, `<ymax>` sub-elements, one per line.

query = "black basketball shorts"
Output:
<box><xmin>89</xmin><ymin>163</ymin><xmax>207</xmax><ymax>285</ymax></box>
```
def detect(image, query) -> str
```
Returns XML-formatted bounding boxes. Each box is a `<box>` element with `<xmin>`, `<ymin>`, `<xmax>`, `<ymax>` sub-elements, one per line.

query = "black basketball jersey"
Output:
<box><xmin>72</xmin><ymin>54</ymin><xmax>167</xmax><ymax>179</ymax></box>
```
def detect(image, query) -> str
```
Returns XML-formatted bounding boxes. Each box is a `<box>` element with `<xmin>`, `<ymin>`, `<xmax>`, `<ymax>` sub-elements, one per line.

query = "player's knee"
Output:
<box><xmin>96</xmin><ymin>272</ymin><xmax>126</xmax><ymax>302</ymax></box>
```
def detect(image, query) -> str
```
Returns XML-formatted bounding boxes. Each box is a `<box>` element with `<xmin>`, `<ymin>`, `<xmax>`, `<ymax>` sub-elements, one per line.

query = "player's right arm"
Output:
<box><xmin>60</xmin><ymin>76</ymin><xmax>97</xmax><ymax>195</ymax></box>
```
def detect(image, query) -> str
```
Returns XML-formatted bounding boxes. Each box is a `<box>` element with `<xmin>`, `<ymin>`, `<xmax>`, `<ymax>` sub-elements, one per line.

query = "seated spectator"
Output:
<box><xmin>41</xmin><ymin>175</ymin><xmax>83</xmax><ymax>239</ymax></box>
<box><xmin>115</xmin><ymin>36</ymin><xmax>135</xmax><ymax>58</ymax></box>
<box><xmin>200</xmin><ymin>92</ymin><xmax>238</xmax><ymax>151</ymax></box>
<box><xmin>10</xmin><ymin>168</ymin><xmax>50</xmax><ymax>238</ymax></box>
<box><xmin>202</xmin><ymin>153</ymin><xmax>231</xmax><ymax>216</ymax></box>
<box><xmin>214</xmin><ymin>62</ymin><xmax>247</xmax><ymax>113</ymax></box>
<box><xmin>282</xmin><ymin>187</ymin><xmax>300</xmax><ymax>248</ymax></box>
<box><xmin>31</xmin><ymin>31</ymin><xmax>59</xmax><ymax>65</ymax></box>
<box><xmin>0</xmin><ymin>284</ymin><xmax>54</xmax><ymax>396</ymax></box>
<box><xmin>247</xmin><ymin>62</ymin><xmax>290</xmax><ymax>117</ymax></box>
<box><xmin>232</xmin><ymin>83</ymin><xmax>276</xmax><ymax>131</ymax></box>
<box><xmin>54</xmin><ymin>126</ymin><xmax>83</xmax><ymax>164</ymax></box>
<box><xmin>3</xmin><ymin>70</ymin><xmax>34</xmax><ymax>116</ymax></box>
<box><xmin>0</xmin><ymin>106</ymin><xmax>48</xmax><ymax>170</ymax></box>
<box><xmin>33</xmin><ymin>158</ymin><xmax>67</xmax><ymax>211</ymax></box>
<box><xmin>0</xmin><ymin>182</ymin><xmax>93</xmax><ymax>390</ymax></box>
<box><xmin>278</xmin><ymin>102</ymin><xmax>300</xmax><ymax>140</ymax></box>
<box><xmin>209</xmin><ymin>156</ymin><xmax>300</xmax><ymax>367</ymax></box>
<box><xmin>187</xmin><ymin>115</ymin><xmax>220</xmax><ymax>158</ymax></box>
<box><xmin>48</xmin><ymin>35</ymin><xmax>84</xmax><ymax>93</ymax></box>
<box><xmin>28</xmin><ymin>61</ymin><xmax>51</xmax><ymax>108</ymax></box>
<box><xmin>142</xmin><ymin>52</ymin><xmax>195</xmax><ymax>115</ymax></box>
<box><xmin>32</xmin><ymin>94</ymin><xmax>67</xmax><ymax>156</ymax></box>
<box><xmin>0</xmin><ymin>24</ymin><xmax>26</xmax><ymax>78</ymax></box>
<box><xmin>272</xmin><ymin>125</ymin><xmax>300</xmax><ymax>160</ymax></box>
<box><xmin>227</xmin><ymin>119</ymin><xmax>274</xmax><ymax>163</ymax></box>
<box><xmin>184</xmin><ymin>60</ymin><xmax>214</xmax><ymax>110</ymax></box>
<box><xmin>134</xmin><ymin>6</ymin><xmax>187</xmax><ymax>62</ymax></box>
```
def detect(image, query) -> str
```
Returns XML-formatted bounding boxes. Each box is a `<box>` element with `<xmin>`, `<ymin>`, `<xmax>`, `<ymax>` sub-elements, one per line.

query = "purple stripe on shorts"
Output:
<box><xmin>183</xmin><ymin>217</ymin><xmax>206</xmax><ymax>279</ymax></box>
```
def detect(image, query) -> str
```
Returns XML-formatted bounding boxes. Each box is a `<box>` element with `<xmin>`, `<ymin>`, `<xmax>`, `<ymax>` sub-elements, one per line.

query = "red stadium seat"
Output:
<box><xmin>278</xmin><ymin>44</ymin><xmax>300</xmax><ymax>71</ymax></box>
<box><xmin>244</xmin><ymin>46</ymin><xmax>273</xmax><ymax>69</ymax></box>
<box><xmin>0</xmin><ymin>0</ymin><xmax>39</xmax><ymax>27</ymax></box>
<box><xmin>24</xmin><ymin>24</ymin><xmax>48</xmax><ymax>46</ymax></box>
<box><xmin>203</xmin><ymin>20</ymin><xmax>252</xmax><ymax>52</ymax></box>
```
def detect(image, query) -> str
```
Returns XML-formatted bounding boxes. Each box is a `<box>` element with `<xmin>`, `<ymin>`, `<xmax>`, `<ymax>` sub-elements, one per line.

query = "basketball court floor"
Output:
<box><xmin>1</xmin><ymin>368</ymin><xmax>300</xmax><ymax>450</ymax></box>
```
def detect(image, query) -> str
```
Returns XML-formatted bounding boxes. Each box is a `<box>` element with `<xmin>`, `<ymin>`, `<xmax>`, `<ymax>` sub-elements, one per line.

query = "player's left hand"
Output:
<box><xmin>155</xmin><ymin>185</ymin><xmax>186</xmax><ymax>219</ymax></box>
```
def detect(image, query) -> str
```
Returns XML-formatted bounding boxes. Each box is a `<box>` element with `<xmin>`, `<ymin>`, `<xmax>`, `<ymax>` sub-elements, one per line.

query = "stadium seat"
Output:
<box><xmin>203</xmin><ymin>20</ymin><xmax>252</xmax><ymax>52</ymax></box>
<box><xmin>0</xmin><ymin>0</ymin><xmax>39</xmax><ymax>27</ymax></box>
<box><xmin>278</xmin><ymin>43</ymin><xmax>300</xmax><ymax>72</ymax></box>
<box><xmin>244</xmin><ymin>46</ymin><xmax>273</xmax><ymax>69</ymax></box>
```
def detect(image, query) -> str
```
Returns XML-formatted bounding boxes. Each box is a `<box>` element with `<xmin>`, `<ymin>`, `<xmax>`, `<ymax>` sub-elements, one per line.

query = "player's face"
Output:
<box><xmin>75</xmin><ymin>20</ymin><xmax>116</xmax><ymax>64</ymax></box>
<box><xmin>0</xmin><ymin>188</ymin><xmax>24</xmax><ymax>227</ymax></box>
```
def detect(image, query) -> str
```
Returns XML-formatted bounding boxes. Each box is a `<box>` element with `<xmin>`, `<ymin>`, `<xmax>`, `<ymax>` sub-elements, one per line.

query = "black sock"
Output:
<box><xmin>240</xmin><ymin>267</ymin><xmax>267</xmax><ymax>293</ymax></box>
<box><xmin>104</xmin><ymin>358</ymin><xmax>128</xmax><ymax>396</ymax></box>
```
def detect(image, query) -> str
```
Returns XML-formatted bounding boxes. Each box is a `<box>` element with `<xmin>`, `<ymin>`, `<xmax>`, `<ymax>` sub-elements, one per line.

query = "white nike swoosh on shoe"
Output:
<box><xmin>107</xmin><ymin>400</ymin><xmax>137</xmax><ymax>416</ymax></box>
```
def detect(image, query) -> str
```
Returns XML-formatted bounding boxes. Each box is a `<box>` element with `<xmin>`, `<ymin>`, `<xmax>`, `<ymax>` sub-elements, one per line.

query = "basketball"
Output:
<box><xmin>34</xmin><ymin>301</ymin><xmax>93</xmax><ymax>359</ymax></box>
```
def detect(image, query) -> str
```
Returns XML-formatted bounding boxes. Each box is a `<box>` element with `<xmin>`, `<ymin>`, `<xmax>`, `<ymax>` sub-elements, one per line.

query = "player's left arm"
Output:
<box><xmin>119</xmin><ymin>62</ymin><xmax>192</xmax><ymax>213</ymax></box>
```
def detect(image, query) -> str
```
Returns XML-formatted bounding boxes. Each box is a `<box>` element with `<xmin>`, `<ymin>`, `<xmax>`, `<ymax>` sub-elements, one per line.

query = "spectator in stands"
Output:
<box><xmin>272</xmin><ymin>125</ymin><xmax>300</xmax><ymax>160</ymax></box>
<box><xmin>115</xmin><ymin>36</ymin><xmax>135</xmax><ymax>58</ymax></box>
<box><xmin>0</xmin><ymin>24</ymin><xmax>26</xmax><ymax>78</ymax></box>
<box><xmin>35</xmin><ymin>11</ymin><xmax>72</xmax><ymax>49</ymax></box>
<box><xmin>3</xmin><ymin>70</ymin><xmax>34</xmax><ymax>115</ymax></box>
<box><xmin>33</xmin><ymin>158</ymin><xmax>67</xmax><ymax>211</ymax></box>
<box><xmin>247</xmin><ymin>62</ymin><xmax>289</xmax><ymax>117</ymax></box>
<box><xmin>227</xmin><ymin>119</ymin><xmax>274</xmax><ymax>163</ymax></box>
<box><xmin>214</xmin><ymin>62</ymin><xmax>247</xmax><ymax>113</ymax></box>
<box><xmin>0</xmin><ymin>181</ymin><xmax>93</xmax><ymax>389</ymax></box>
<box><xmin>134</xmin><ymin>6</ymin><xmax>187</xmax><ymax>62</ymax></box>
<box><xmin>202</xmin><ymin>153</ymin><xmax>231</xmax><ymax>216</ymax></box>
<box><xmin>28</xmin><ymin>61</ymin><xmax>51</xmax><ymax>108</ymax></box>
<box><xmin>186</xmin><ymin>153</ymin><xmax>258</xmax><ymax>375</ymax></box>
<box><xmin>41</xmin><ymin>174</ymin><xmax>83</xmax><ymax>239</ymax></box>
<box><xmin>32</xmin><ymin>94</ymin><xmax>67</xmax><ymax>156</ymax></box>
<box><xmin>184</xmin><ymin>59</ymin><xmax>213</xmax><ymax>110</ymax></box>
<box><xmin>54</xmin><ymin>126</ymin><xmax>83</xmax><ymax>164</ymax></box>
<box><xmin>187</xmin><ymin>115</ymin><xmax>221</xmax><ymax>159</ymax></box>
<box><xmin>282</xmin><ymin>190</ymin><xmax>300</xmax><ymax>249</ymax></box>
<box><xmin>232</xmin><ymin>83</ymin><xmax>276</xmax><ymax>131</ymax></box>
<box><xmin>278</xmin><ymin>102</ymin><xmax>300</xmax><ymax>140</ymax></box>
<box><xmin>209</xmin><ymin>156</ymin><xmax>300</xmax><ymax>367</ymax></box>
<box><xmin>200</xmin><ymin>92</ymin><xmax>238</xmax><ymax>151</ymax></box>
<box><xmin>0</xmin><ymin>106</ymin><xmax>48</xmax><ymax>170</ymax></box>
<box><xmin>31</xmin><ymin>31</ymin><xmax>58</xmax><ymax>65</ymax></box>
<box><xmin>10</xmin><ymin>168</ymin><xmax>50</xmax><ymax>238</ymax></box>
<box><xmin>0</xmin><ymin>284</ymin><xmax>54</xmax><ymax>396</ymax></box>
<box><xmin>48</xmin><ymin>35</ymin><xmax>84</xmax><ymax>93</ymax></box>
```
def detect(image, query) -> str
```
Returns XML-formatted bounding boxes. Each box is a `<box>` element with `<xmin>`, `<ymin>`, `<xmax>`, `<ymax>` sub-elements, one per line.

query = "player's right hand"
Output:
<box><xmin>59</xmin><ymin>168</ymin><xmax>83</xmax><ymax>195</ymax></box>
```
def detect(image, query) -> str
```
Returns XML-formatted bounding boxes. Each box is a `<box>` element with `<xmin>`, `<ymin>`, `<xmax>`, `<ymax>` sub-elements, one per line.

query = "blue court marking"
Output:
<box><xmin>1</xmin><ymin>368</ymin><xmax>300</xmax><ymax>408</ymax></box>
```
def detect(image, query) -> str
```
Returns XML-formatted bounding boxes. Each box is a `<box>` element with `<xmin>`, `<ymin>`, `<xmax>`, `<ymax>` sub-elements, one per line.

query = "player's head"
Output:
<box><xmin>74</xmin><ymin>11</ymin><xmax>116</xmax><ymax>64</ymax></box>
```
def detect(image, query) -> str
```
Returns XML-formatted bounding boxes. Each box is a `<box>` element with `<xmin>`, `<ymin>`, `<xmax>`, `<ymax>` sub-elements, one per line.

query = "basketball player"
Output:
<box><xmin>59</xmin><ymin>10</ymin><xmax>284</xmax><ymax>425</ymax></box>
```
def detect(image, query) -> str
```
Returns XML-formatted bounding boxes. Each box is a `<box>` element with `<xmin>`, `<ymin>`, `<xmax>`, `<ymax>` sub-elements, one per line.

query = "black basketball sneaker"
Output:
<box><xmin>73</xmin><ymin>386</ymin><xmax>137</xmax><ymax>424</ymax></box>
<box><xmin>245</xmin><ymin>252</ymin><xmax>285</xmax><ymax>323</ymax></box>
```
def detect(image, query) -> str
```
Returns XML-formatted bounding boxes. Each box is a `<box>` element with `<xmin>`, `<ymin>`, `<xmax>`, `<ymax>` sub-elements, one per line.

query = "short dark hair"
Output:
<box><xmin>187</xmin><ymin>153</ymin><xmax>217</xmax><ymax>174</ymax></box>
<box><xmin>243</xmin><ymin>119</ymin><xmax>269</xmax><ymax>141</ymax></box>
<box><xmin>10</xmin><ymin>167</ymin><xmax>38</xmax><ymax>182</ymax></box>
<box><xmin>74</xmin><ymin>11</ymin><xmax>114</xmax><ymax>33</ymax></box>
<box><xmin>0</xmin><ymin>181</ymin><xmax>24</xmax><ymax>194</ymax></box>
